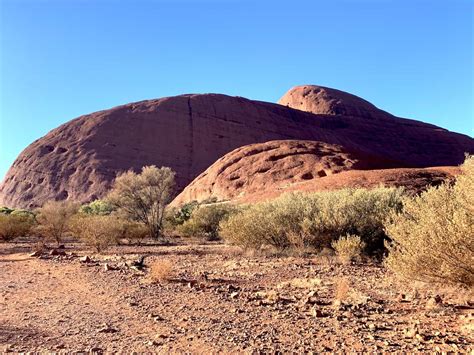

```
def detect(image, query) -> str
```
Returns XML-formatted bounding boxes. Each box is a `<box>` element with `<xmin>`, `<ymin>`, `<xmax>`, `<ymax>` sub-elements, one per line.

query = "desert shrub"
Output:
<box><xmin>120</xmin><ymin>220</ymin><xmax>149</xmax><ymax>244</ymax></box>
<box><xmin>107</xmin><ymin>166</ymin><xmax>175</xmax><ymax>239</ymax></box>
<box><xmin>149</xmin><ymin>259</ymin><xmax>174</xmax><ymax>282</ymax></box>
<box><xmin>178</xmin><ymin>203</ymin><xmax>238</xmax><ymax>240</ymax></box>
<box><xmin>332</xmin><ymin>234</ymin><xmax>366</xmax><ymax>264</ymax></box>
<box><xmin>170</xmin><ymin>201</ymin><xmax>200</xmax><ymax>225</ymax></box>
<box><xmin>385</xmin><ymin>156</ymin><xmax>474</xmax><ymax>287</ymax></box>
<box><xmin>35</xmin><ymin>200</ymin><xmax>78</xmax><ymax>245</ymax></box>
<box><xmin>221</xmin><ymin>187</ymin><xmax>404</xmax><ymax>252</ymax></box>
<box><xmin>70</xmin><ymin>215</ymin><xmax>123</xmax><ymax>252</ymax></box>
<box><xmin>10</xmin><ymin>209</ymin><xmax>35</xmax><ymax>218</ymax></box>
<box><xmin>0</xmin><ymin>206</ymin><xmax>14</xmax><ymax>215</ymax></box>
<box><xmin>79</xmin><ymin>200</ymin><xmax>116</xmax><ymax>215</ymax></box>
<box><xmin>0</xmin><ymin>214</ymin><xmax>35</xmax><ymax>241</ymax></box>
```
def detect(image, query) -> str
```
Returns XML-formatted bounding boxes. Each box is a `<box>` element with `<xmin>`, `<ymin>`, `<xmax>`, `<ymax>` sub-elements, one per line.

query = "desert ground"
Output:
<box><xmin>1</xmin><ymin>239</ymin><xmax>472</xmax><ymax>353</ymax></box>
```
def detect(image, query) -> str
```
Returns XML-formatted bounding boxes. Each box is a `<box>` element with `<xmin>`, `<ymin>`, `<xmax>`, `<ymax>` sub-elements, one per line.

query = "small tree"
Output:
<box><xmin>107</xmin><ymin>166</ymin><xmax>175</xmax><ymax>239</ymax></box>
<box><xmin>36</xmin><ymin>200</ymin><xmax>78</xmax><ymax>245</ymax></box>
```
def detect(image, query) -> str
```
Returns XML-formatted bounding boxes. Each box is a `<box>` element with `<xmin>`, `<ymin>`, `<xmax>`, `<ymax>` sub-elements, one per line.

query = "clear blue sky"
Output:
<box><xmin>1</xmin><ymin>0</ymin><xmax>473</xmax><ymax>180</ymax></box>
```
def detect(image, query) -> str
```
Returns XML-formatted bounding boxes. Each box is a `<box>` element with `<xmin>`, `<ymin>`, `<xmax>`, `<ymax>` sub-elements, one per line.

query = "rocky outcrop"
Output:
<box><xmin>278</xmin><ymin>85</ymin><xmax>392</xmax><ymax>119</ymax></box>
<box><xmin>172</xmin><ymin>140</ymin><xmax>460</xmax><ymax>205</ymax></box>
<box><xmin>1</xmin><ymin>87</ymin><xmax>472</xmax><ymax>208</ymax></box>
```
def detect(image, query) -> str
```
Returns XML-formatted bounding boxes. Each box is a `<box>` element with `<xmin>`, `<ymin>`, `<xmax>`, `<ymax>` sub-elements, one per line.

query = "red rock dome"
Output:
<box><xmin>1</xmin><ymin>88</ymin><xmax>472</xmax><ymax>208</ymax></box>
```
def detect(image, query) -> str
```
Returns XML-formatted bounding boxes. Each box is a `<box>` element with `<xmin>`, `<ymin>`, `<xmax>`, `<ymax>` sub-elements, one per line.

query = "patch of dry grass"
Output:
<box><xmin>149</xmin><ymin>259</ymin><xmax>174</xmax><ymax>283</ymax></box>
<box><xmin>334</xmin><ymin>277</ymin><xmax>350</xmax><ymax>303</ymax></box>
<box><xmin>332</xmin><ymin>234</ymin><xmax>365</xmax><ymax>265</ymax></box>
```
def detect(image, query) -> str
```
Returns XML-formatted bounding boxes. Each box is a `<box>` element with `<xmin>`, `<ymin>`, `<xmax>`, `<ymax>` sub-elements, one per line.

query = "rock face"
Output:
<box><xmin>172</xmin><ymin>140</ymin><xmax>460</xmax><ymax>205</ymax></box>
<box><xmin>1</xmin><ymin>87</ymin><xmax>473</xmax><ymax>208</ymax></box>
<box><xmin>172</xmin><ymin>140</ymin><xmax>391</xmax><ymax>205</ymax></box>
<box><xmin>278</xmin><ymin>85</ymin><xmax>390</xmax><ymax>119</ymax></box>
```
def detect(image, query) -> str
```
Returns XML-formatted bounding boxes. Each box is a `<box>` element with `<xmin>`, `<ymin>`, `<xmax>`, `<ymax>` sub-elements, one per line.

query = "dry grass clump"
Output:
<box><xmin>332</xmin><ymin>234</ymin><xmax>366</xmax><ymax>264</ymax></box>
<box><xmin>385</xmin><ymin>155</ymin><xmax>474</xmax><ymax>287</ymax></box>
<box><xmin>334</xmin><ymin>277</ymin><xmax>351</xmax><ymax>303</ymax></box>
<box><xmin>35</xmin><ymin>200</ymin><xmax>78</xmax><ymax>245</ymax></box>
<box><xmin>0</xmin><ymin>214</ymin><xmax>35</xmax><ymax>241</ymax></box>
<box><xmin>149</xmin><ymin>260</ymin><xmax>174</xmax><ymax>283</ymax></box>
<box><xmin>221</xmin><ymin>187</ymin><xmax>403</xmax><ymax>252</ymax></box>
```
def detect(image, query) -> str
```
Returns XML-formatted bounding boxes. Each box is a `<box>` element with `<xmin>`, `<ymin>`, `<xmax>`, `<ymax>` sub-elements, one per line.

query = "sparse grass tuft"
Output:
<box><xmin>334</xmin><ymin>277</ymin><xmax>350</xmax><ymax>303</ymax></box>
<box><xmin>332</xmin><ymin>234</ymin><xmax>366</xmax><ymax>264</ymax></box>
<box><xmin>149</xmin><ymin>260</ymin><xmax>174</xmax><ymax>283</ymax></box>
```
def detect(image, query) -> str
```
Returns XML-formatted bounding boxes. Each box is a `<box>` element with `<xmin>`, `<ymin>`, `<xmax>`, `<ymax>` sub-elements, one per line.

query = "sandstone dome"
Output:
<box><xmin>1</xmin><ymin>88</ymin><xmax>472</xmax><ymax>208</ymax></box>
<box><xmin>172</xmin><ymin>140</ymin><xmax>460</xmax><ymax>206</ymax></box>
<box><xmin>278</xmin><ymin>85</ymin><xmax>391</xmax><ymax>119</ymax></box>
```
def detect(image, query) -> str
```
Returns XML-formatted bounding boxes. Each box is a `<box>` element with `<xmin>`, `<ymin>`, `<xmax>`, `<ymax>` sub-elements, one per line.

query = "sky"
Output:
<box><xmin>0</xmin><ymin>0</ymin><xmax>473</xmax><ymax>180</ymax></box>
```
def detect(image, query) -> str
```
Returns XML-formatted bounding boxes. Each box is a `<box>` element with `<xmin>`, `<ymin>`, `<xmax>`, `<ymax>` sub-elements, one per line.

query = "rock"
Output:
<box><xmin>146</xmin><ymin>340</ymin><xmax>162</xmax><ymax>346</ymax></box>
<box><xmin>405</xmin><ymin>327</ymin><xmax>419</xmax><ymax>338</ymax></box>
<box><xmin>80</xmin><ymin>255</ymin><xmax>91</xmax><ymax>263</ymax></box>
<box><xmin>104</xmin><ymin>263</ymin><xmax>117</xmax><ymax>271</ymax></box>
<box><xmin>97</xmin><ymin>324</ymin><xmax>118</xmax><ymax>333</ymax></box>
<box><xmin>29</xmin><ymin>251</ymin><xmax>42</xmax><ymax>257</ymax></box>
<box><xmin>2</xmin><ymin>344</ymin><xmax>13</xmax><ymax>353</ymax></box>
<box><xmin>49</xmin><ymin>249</ymin><xmax>66</xmax><ymax>256</ymax></box>
<box><xmin>1</xmin><ymin>87</ymin><xmax>472</xmax><ymax>208</ymax></box>
<box><xmin>172</xmin><ymin>139</ymin><xmax>461</xmax><ymax>205</ymax></box>
<box><xmin>148</xmin><ymin>313</ymin><xmax>164</xmax><ymax>322</ymax></box>
<box><xmin>311</xmin><ymin>307</ymin><xmax>327</xmax><ymax>318</ymax></box>
<box><xmin>89</xmin><ymin>346</ymin><xmax>104</xmax><ymax>353</ymax></box>
<box><xmin>128</xmin><ymin>256</ymin><xmax>146</xmax><ymax>270</ymax></box>
<box><xmin>426</xmin><ymin>295</ymin><xmax>443</xmax><ymax>309</ymax></box>
<box><xmin>230</xmin><ymin>291</ymin><xmax>239</xmax><ymax>299</ymax></box>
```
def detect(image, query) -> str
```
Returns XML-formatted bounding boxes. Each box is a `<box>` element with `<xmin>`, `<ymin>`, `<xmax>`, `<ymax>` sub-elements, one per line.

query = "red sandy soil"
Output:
<box><xmin>1</xmin><ymin>240</ymin><xmax>472</xmax><ymax>353</ymax></box>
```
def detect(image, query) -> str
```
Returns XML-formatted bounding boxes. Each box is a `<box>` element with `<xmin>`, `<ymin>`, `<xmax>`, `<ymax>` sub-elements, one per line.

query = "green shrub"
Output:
<box><xmin>221</xmin><ymin>187</ymin><xmax>404</xmax><ymax>252</ymax></box>
<box><xmin>165</xmin><ymin>201</ymin><xmax>200</xmax><ymax>228</ymax></box>
<box><xmin>179</xmin><ymin>203</ymin><xmax>238</xmax><ymax>240</ymax></box>
<box><xmin>0</xmin><ymin>214</ymin><xmax>35</xmax><ymax>241</ymax></box>
<box><xmin>332</xmin><ymin>234</ymin><xmax>366</xmax><ymax>264</ymax></box>
<box><xmin>79</xmin><ymin>200</ymin><xmax>116</xmax><ymax>215</ymax></box>
<box><xmin>385</xmin><ymin>156</ymin><xmax>474</xmax><ymax>287</ymax></box>
<box><xmin>10</xmin><ymin>209</ymin><xmax>35</xmax><ymax>218</ymax></box>
<box><xmin>0</xmin><ymin>207</ymin><xmax>14</xmax><ymax>215</ymax></box>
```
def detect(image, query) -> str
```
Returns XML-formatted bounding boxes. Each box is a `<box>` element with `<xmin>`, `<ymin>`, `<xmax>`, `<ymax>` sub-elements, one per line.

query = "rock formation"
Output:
<box><xmin>278</xmin><ymin>85</ymin><xmax>390</xmax><ymax>119</ymax></box>
<box><xmin>172</xmin><ymin>139</ymin><xmax>460</xmax><ymax>205</ymax></box>
<box><xmin>1</xmin><ymin>87</ymin><xmax>472</xmax><ymax>208</ymax></box>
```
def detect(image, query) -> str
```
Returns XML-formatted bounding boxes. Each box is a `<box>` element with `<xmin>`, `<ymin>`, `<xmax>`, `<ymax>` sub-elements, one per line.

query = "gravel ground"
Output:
<box><xmin>1</xmin><ymin>241</ymin><xmax>472</xmax><ymax>353</ymax></box>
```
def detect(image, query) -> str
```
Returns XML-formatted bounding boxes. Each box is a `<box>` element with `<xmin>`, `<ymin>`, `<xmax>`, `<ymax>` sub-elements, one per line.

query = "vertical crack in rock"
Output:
<box><xmin>187</xmin><ymin>96</ymin><xmax>194</xmax><ymax>179</ymax></box>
